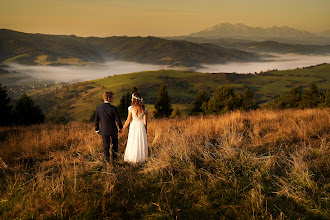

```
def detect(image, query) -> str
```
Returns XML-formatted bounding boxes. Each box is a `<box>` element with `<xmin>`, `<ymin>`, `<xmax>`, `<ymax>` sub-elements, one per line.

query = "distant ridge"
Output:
<box><xmin>188</xmin><ymin>23</ymin><xmax>330</xmax><ymax>44</ymax></box>
<box><xmin>0</xmin><ymin>29</ymin><xmax>259</xmax><ymax>67</ymax></box>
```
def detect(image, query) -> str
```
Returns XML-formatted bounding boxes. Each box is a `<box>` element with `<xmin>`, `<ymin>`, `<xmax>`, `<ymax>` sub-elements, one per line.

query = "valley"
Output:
<box><xmin>19</xmin><ymin>63</ymin><xmax>330</xmax><ymax>121</ymax></box>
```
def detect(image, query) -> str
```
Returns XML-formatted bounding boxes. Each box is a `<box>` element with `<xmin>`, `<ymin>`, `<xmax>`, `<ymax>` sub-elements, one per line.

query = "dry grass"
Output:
<box><xmin>0</xmin><ymin>108</ymin><xmax>329</xmax><ymax>219</ymax></box>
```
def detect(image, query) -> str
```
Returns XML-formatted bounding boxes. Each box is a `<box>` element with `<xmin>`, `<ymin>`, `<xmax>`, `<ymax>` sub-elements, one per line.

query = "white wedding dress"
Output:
<box><xmin>124</xmin><ymin>106</ymin><xmax>148</xmax><ymax>163</ymax></box>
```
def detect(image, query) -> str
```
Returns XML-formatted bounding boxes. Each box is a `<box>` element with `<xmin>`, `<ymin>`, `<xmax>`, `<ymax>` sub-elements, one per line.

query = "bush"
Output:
<box><xmin>0</xmin><ymin>84</ymin><xmax>13</xmax><ymax>126</ymax></box>
<box><xmin>54</xmin><ymin>115</ymin><xmax>71</xmax><ymax>124</ymax></box>
<box><xmin>15</xmin><ymin>94</ymin><xmax>45</xmax><ymax>125</ymax></box>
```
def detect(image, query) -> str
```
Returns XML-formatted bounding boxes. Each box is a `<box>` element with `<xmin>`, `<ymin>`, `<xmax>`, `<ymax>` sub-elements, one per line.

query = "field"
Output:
<box><xmin>0</xmin><ymin>108</ymin><xmax>329</xmax><ymax>219</ymax></box>
<box><xmin>19</xmin><ymin>63</ymin><xmax>329</xmax><ymax>121</ymax></box>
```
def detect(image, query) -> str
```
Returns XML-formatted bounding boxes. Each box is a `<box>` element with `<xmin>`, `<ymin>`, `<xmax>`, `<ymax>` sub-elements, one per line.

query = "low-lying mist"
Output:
<box><xmin>2</xmin><ymin>54</ymin><xmax>330</xmax><ymax>86</ymax></box>
<box><xmin>197</xmin><ymin>54</ymin><xmax>330</xmax><ymax>73</ymax></box>
<box><xmin>4</xmin><ymin>61</ymin><xmax>166</xmax><ymax>85</ymax></box>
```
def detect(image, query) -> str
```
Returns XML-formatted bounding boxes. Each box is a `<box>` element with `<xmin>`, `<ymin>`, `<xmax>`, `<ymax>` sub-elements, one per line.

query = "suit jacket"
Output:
<box><xmin>95</xmin><ymin>103</ymin><xmax>123</xmax><ymax>136</ymax></box>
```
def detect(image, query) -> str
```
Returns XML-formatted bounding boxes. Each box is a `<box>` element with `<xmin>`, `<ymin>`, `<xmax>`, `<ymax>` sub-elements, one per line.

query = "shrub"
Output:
<box><xmin>15</xmin><ymin>94</ymin><xmax>45</xmax><ymax>125</ymax></box>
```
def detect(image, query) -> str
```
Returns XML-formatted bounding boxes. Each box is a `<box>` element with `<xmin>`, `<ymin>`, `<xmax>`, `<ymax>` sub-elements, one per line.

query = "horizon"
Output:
<box><xmin>1</xmin><ymin>22</ymin><xmax>328</xmax><ymax>39</ymax></box>
<box><xmin>1</xmin><ymin>0</ymin><xmax>329</xmax><ymax>37</ymax></box>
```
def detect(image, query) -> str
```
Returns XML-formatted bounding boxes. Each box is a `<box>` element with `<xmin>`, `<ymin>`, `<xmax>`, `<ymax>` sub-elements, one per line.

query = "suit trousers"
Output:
<box><xmin>102</xmin><ymin>134</ymin><xmax>119</xmax><ymax>161</ymax></box>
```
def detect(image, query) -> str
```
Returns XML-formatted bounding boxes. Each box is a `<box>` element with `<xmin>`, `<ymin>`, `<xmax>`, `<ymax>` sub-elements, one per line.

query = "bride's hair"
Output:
<box><xmin>131</xmin><ymin>93</ymin><xmax>145</xmax><ymax>110</ymax></box>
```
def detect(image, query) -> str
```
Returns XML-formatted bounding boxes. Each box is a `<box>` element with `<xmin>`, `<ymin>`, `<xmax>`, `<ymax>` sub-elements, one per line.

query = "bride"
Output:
<box><xmin>121</xmin><ymin>93</ymin><xmax>148</xmax><ymax>164</ymax></box>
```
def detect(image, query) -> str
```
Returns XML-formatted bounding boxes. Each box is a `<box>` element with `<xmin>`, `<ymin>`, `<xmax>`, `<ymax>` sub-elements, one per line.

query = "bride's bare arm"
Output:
<box><xmin>122</xmin><ymin>111</ymin><xmax>132</xmax><ymax>131</ymax></box>
<box><xmin>144</xmin><ymin>111</ymin><xmax>148</xmax><ymax>133</ymax></box>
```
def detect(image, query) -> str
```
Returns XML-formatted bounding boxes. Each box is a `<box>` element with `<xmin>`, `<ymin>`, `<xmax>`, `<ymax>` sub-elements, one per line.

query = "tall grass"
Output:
<box><xmin>0</xmin><ymin>108</ymin><xmax>329</xmax><ymax>219</ymax></box>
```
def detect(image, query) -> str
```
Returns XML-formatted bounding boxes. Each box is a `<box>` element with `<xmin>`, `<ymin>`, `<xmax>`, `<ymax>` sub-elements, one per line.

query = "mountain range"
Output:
<box><xmin>0</xmin><ymin>29</ymin><xmax>259</xmax><ymax>67</ymax></box>
<box><xmin>188</xmin><ymin>23</ymin><xmax>330</xmax><ymax>45</ymax></box>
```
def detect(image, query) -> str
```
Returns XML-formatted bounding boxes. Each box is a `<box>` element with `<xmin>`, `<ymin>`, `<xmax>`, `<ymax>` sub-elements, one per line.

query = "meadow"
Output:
<box><xmin>25</xmin><ymin>63</ymin><xmax>330</xmax><ymax>121</ymax></box>
<box><xmin>0</xmin><ymin>108</ymin><xmax>329</xmax><ymax>219</ymax></box>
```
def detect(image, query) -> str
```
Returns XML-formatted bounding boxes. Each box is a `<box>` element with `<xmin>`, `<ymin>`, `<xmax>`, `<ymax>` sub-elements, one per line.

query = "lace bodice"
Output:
<box><xmin>128</xmin><ymin>106</ymin><xmax>147</xmax><ymax>121</ymax></box>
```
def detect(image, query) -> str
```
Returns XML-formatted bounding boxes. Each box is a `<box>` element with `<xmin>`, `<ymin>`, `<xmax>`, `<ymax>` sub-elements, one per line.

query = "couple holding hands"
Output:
<box><xmin>95</xmin><ymin>91</ymin><xmax>148</xmax><ymax>164</ymax></box>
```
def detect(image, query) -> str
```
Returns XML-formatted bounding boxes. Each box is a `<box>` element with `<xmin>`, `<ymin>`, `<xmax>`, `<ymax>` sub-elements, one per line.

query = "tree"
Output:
<box><xmin>154</xmin><ymin>83</ymin><xmax>173</xmax><ymax>118</ymax></box>
<box><xmin>15</xmin><ymin>94</ymin><xmax>45</xmax><ymax>125</ymax></box>
<box><xmin>272</xmin><ymin>87</ymin><xmax>302</xmax><ymax>109</ymax></box>
<box><xmin>301</xmin><ymin>83</ymin><xmax>319</xmax><ymax>108</ymax></box>
<box><xmin>319</xmin><ymin>89</ymin><xmax>330</xmax><ymax>108</ymax></box>
<box><xmin>0</xmin><ymin>84</ymin><xmax>13</xmax><ymax>126</ymax></box>
<box><xmin>117</xmin><ymin>86</ymin><xmax>139</xmax><ymax>120</ymax></box>
<box><xmin>117</xmin><ymin>92</ymin><xmax>130</xmax><ymax>119</ymax></box>
<box><xmin>241</xmin><ymin>87</ymin><xmax>258</xmax><ymax>110</ymax></box>
<box><xmin>203</xmin><ymin>86</ymin><xmax>238</xmax><ymax>114</ymax></box>
<box><xmin>202</xmin><ymin>86</ymin><xmax>258</xmax><ymax>114</ymax></box>
<box><xmin>190</xmin><ymin>90</ymin><xmax>209</xmax><ymax>115</ymax></box>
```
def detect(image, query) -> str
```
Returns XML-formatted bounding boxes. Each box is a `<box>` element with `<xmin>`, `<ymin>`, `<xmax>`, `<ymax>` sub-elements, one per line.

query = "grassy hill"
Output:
<box><xmin>27</xmin><ymin>63</ymin><xmax>330</xmax><ymax>121</ymax></box>
<box><xmin>166</xmin><ymin>36</ymin><xmax>330</xmax><ymax>55</ymax></box>
<box><xmin>1</xmin><ymin>108</ymin><xmax>329</xmax><ymax>219</ymax></box>
<box><xmin>0</xmin><ymin>29</ymin><xmax>259</xmax><ymax>67</ymax></box>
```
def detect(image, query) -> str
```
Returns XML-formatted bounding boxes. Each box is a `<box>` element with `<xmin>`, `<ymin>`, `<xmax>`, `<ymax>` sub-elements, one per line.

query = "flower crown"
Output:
<box><xmin>132</xmin><ymin>93</ymin><xmax>143</xmax><ymax>102</ymax></box>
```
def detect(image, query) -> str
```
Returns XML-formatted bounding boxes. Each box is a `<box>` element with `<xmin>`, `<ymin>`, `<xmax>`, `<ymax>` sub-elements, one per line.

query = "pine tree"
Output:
<box><xmin>15</xmin><ymin>94</ymin><xmax>45</xmax><ymax>125</ymax></box>
<box><xmin>241</xmin><ymin>87</ymin><xmax>258</xmax><ymax>110</ymax></box>
<box><xmin>154</xmin><ymin>83</ymin><xmax>173</xmax><ymax>118</ymax></box>
<box><xmin>117</xmin><ymin>86</ymin><xmax>139</xmax><ymax>119</ymax></box>
<box><xmin>0</xmin><ymin>84</ymin><xmax>13</xmax><ymax>126</ymax></box>
<box><xmin>117</xmin><ymin>92</ymin><xmax>130</xmax><ymax>119</ymax></box>
<box><xmin>190</xmin><ymin>90</ymin><xmax>209</xmax><ymax>115</ymax></box>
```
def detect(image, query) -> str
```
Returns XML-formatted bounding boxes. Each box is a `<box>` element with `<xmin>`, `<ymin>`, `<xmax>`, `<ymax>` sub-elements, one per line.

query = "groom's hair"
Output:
<box><xmin>103</xmin><ymin>91</ymin><xmax>114</xmax><ymax>101</ymax></box>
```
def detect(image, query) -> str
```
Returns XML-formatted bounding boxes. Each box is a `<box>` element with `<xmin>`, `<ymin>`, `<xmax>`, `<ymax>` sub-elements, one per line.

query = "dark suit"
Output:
<box><xmin>95</xmin><ymin>102</ymin><xmax>123</xmax><ymax>161</ymax></box>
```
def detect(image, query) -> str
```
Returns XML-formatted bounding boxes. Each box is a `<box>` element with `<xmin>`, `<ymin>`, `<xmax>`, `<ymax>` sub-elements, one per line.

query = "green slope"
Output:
<box><xmin>29</xmin><ymin>64</ymin><xmax>330</xmax><ymax>121</ymax></box>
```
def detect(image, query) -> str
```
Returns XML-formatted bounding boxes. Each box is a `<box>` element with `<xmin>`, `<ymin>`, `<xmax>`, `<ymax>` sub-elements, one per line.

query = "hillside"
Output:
<box><xmin>26</xmin><ymin>63</ymin><xmax>330</xmax><ymax>121</ymax></box>
<box><xmin>1</xmin><ymin>108</ymin><xmax>329</xmax><ymax>219</ymax></box>
<box><xmin>0</xmin><ymin>29</ymin><xmax>259</xmax><ymax>67</ymax></box>
<box><xmin>188</xmin><ymin>23</ymin><xmax>330</xmax><ymax>45</ymax></box>
<box><xmin>166</xmin><ymin>37</ymin><xmax>330</xmax><ymax>55</ymax></box>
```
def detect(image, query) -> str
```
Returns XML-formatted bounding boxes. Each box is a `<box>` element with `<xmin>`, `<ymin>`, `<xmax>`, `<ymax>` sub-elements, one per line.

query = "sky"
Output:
<box><xmin>1</xmin><ymin>0</ymin><xmax>329</xmax><ymax>37</ymax></box>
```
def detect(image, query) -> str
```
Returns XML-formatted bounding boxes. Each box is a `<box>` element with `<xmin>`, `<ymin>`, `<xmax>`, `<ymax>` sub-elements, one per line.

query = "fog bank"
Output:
<box><xmin>5</xmin><ymin>61</ymin><xmax>166</xmax><ymax>84</ymax></box>
<box><xmin>197</xmin><ymin>54</ymin><xmax>330</xmax><ymax>73</ymax></box>
<box><xmin>2</xmin><ymin>54</ymin><xmax>330</xmax><ymax>86</ymax></box>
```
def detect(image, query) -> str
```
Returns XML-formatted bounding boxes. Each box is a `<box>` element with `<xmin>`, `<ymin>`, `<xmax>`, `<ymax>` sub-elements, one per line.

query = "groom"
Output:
<box><xmin>95</xmin><ymin>91</ymin><xmax>123</xmax><ymax>162</ymax></box>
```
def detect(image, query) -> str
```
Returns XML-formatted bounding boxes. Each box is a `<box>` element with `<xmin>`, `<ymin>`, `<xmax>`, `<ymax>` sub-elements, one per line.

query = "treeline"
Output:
<box><xmin>115</xmin><ymin>84</ymin><xmax>257</xmax><ymax>119</ymax></box>
<box><xmin>116</xmin><ymin>83</ymin><xmax>174</xmax><ymax>119</ymax></box>
<box><xmin>268</xmin><ymin>83</ymin><xmax>329</xmax><ymax>109</ymax></box>
<box><xmin>189</xmin><ymin>83</ymin><xmax>329</xmax><ymax>115</ymax></box>
<box><xmin>190</xmin><ymin>86</ymin><xmax>258</xmax><ymax>115</ymax></box>
<box><xmin>109</xmin><ymin>83</ymin><xmax>330</xmax><ymax>120</ymax></box>
<box><xmin>1</xmin><ymin>83</ymin><xmax>329</xmax><ymax>126</ymax></box>
<box><xmin>0</xmin><ymin>84</ymin><xmax>45</xmax><ymax>126</ymax></box>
